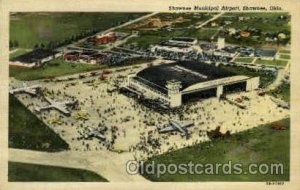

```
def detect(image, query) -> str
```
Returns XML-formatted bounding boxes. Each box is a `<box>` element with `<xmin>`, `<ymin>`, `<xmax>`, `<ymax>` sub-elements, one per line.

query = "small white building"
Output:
<box><xmin>217</xmin><ymin>37</ymin><xmax>225</xmax><ymax>49</ymax></box>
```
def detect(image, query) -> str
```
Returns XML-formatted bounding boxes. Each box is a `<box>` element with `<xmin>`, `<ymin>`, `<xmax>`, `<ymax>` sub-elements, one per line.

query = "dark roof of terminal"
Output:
<box><xmin>255</xmin><ymin>49</ymin><xmax>277</xmax><ymax>57</ymax></box>
<box><xmin>160</xmin><ymin>41</ymin><xmax>191</xmax><ymax>48</ymax></box>
<box><xmin>135</xmin><ymin>61</ymin><xmax>236</xmax><ymax>94</ymax></box>
<box><xmin>171</xmin><ymin>37</ymin><xmax>196</xmax><ymax>42</ymax></box>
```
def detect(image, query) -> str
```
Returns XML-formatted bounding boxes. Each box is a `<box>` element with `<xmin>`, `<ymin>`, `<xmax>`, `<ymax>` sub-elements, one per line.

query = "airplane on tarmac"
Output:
<box><xmin>35</xmin><ymin>96</ymin><xmax>77</xmax><ymax>116</ymax></box>
<box><xmin>270</xmin><ymin>97</ymin><xmax>290</xmax><ymax>109</ymax></box>
<box><xmin>82</xmin><ymin>127</ymin><xmax>107</xmax><ymax>140</ymax></box>
<box><xmin>158</xmin><ymin>120</ymin><xmax>194</xmax><ymax>137</ymax></box>
<box><xmin>9</xmin><ymin>82</ymin><xmax>40</xmax><ymax>95</ymax></box>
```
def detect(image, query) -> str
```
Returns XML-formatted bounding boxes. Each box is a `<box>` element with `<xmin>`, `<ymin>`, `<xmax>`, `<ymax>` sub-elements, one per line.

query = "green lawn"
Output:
<box><xmin>141</xmin><ymin>118</ymin><xmax>290</xmax><ymax>181</ymax></box>
<box><xmin>8</xmin><ymin>162</ymin><xmax>108</xmax><ymax>182</ymax></box>
<box><xmin>120</xmin><ymin>13</ymin><xmax>219</xmax><ymax>47</ymax></box>
<box><xmin>187</xmin><ymin>28</ymin><xmax>218</xmax><ymax>41</ymax></box>
<box><xmin>10</xmin><ymin>56</ymin><xmax>154</xmax><ymax>81</ymax></box>
<box><xmin>10</xmin><ymin>12</ymin><xmax>147</xmax><ymax>49</ymax></box>
<box><xmin>234</xmin><ymin>57</ymin><xmax>255</xmax><ymax>63</ymax></box>
<box><xmin>268</xmin><ymin>82</ymin><xmax>290</xmax><ymax>102</ymax></box>
<box><xmin>126</xmin><ymin>29</ymin><xmax>186</xmax><ymax>48</ymax></box>
<box><xmin>9</xmin><ymin>48</ymin><xmax>32</xmax><ymax>59</ymax></box>
<box><xmin>255</xmin><ymin>59</ymin><xmax>288</xmax><ymax>67</ymax></box>
<box><xmin>9</xmin><ymin>95</ymin><xmax>69</xmax><ymax>152</ymax></box>
<box><xmin>126</xmin><ymin>27</ymin><xmax>217</xmax><ymax>48</ymax></box>
<box><xmin>10</xmin><ymin>58</ymin><xmax>105</xmax><ymax>81</ymax></box>
<box><xmin>279</xmin><ymin>54</ymin><xmax>290</xmax><ymax>60</ymax></box>
<box><xmin>279</xmin><ymin>50</ymin><xmax>290</xmax><ymax>54</ymax></box>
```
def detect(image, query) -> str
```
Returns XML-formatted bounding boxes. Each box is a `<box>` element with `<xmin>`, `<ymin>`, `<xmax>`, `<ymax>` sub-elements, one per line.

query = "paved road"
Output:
<box><xmin>264</xmin><ymin>60</ymin><xmax>290</xmax><ymax>92</ymax></box>
<box><xmin>195</xmin><ymin>12</ymin><xmax>225</xmax><ymax>29</ymax></box>
<box><xmin>9</xmin><ymin>148</ymin><xmax>148</xmax><ymax>182</ymax></box>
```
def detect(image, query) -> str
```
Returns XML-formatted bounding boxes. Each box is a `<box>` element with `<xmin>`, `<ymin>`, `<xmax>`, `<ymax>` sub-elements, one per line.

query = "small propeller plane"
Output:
<box><xmin>9</xmin><ymin>82</ymin><xmax>40</xmax><ymax>95</ymax></box>
<box><xmin>35</xmin><ymin>96</ymin><xmax>77</xmax><ymax>116</ymax></box>
<box><xmin>159</xmin><ymin>120</ymin><xmax>194</xmax><ymax>137</ymax></box>
<box><xmin>81</xmin><ymin>127</ymin><xmax>106</xmax><ymax>140</ymax></box>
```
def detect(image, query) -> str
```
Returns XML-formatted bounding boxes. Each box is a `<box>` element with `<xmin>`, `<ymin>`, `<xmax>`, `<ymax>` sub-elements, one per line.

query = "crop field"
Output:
<box><xmin>10</xmin><ymin>12</ymin><xmax>147</xmax><ymax>49</ymax></box>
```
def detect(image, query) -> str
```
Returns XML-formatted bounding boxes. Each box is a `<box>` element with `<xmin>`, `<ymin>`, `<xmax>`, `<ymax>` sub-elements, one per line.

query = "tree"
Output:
<box><xmin>13</xmin><ymin>40</ymin><xmax>19</xmax><ymax>48</ymax></box>
<box><xmin>34</xmin><ymin>43</ymin><xmax>39</xmax><ymax>50</ymax></box>
<box><xmin>9</xmin><ymin>40</ymin><xmax>13</xmax><ymax>49</ymax></box>
<box><xmin>47</xmin><ymin>41</ymin><xmax>54</xmax><ymax>50</ymax></box>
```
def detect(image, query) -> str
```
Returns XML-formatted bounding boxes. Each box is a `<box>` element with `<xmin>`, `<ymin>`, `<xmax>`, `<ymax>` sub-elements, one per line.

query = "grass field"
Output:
<box><xmin>9</xmin><ymin>95</ymin><xmax>69</xmax><ymax>152</ymax></box>
<box><xmin>255</xmin><ymin>59</ymin><xmax>288</xmax><ymax>67</ymax></box>
<box><xmin>268</xmin><ymin>82</ymin><xmax>290</xmax><ymax>102</ymax></box>
<box><xmin>141</xmin><ymin>118</ymin><xmax>290</xmax><ymax>181</ymax></box>
<box><xmin>10</xmin><ymin>56</ymin><xmax>155</xmax><ymax>81</ymax></box>
<box><xmin>10</xmin><ymin>12</ymin><xmax>146</xmax><ymax>49</ymax></box>
<box><xmin>8</xmin><ymin>162</ymin><xmax>108</xmax><ymax>182</ymax></box>
<box><xmin>10</xmin><ymin>58</ymin><xmax>105</xmax><ymax>81</ymax></box>
<box><xmin>279</xmin><ymin>50</ymin><xmax>290</xmax><ymax>54</ymax></box>
<box><xmin>9</xmin><ymin>48</ymin><xmax>32</xmax><ymax>59</ymax></box>
<box><xmin>120</xmin><ymin>13</ymin><xmax>219</xmax><ymax>47</ymax></box>
<box><xmin>187</xmin><ymin>28</ymin><xmax>219</xmax><ymax>41</ymax></box>
<box><xmin>279</xmin><ymin>54</ymin><xmax>290</xmax><ymax>60</ymax></box>
<box><xmin>126</xmin><ymin>28</ymin><xmax>218</xmax><ymax>48</ymax></box>
<box><xmin>126</xmin><ymin>30</ymin><xmax>184</xmax><ymax>48</ymax></box>
<box><xmin>234</xmin><ymin>57</ymin><xmax>255</xmax><ymax>63</ymax></box>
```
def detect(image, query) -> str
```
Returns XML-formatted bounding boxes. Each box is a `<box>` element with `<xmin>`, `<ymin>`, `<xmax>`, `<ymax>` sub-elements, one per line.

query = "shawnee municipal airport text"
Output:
<box><xmin>169</xmin><ymin>6</ymin><xmax>280</xmax><ymax>11</ymax></box>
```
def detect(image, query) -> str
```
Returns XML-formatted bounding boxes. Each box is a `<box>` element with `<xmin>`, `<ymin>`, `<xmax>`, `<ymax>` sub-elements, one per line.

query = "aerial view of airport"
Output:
<box><xmin>9</xmin><ymin>12</ymin><xmax>290</xmax><ymax>182</ymax></box>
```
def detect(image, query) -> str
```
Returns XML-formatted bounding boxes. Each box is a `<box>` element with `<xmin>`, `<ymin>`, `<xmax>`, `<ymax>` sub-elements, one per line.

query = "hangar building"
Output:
<box><xmin>127</xmin><ymin>61</ymin><xmax>259</xmax><ymax>108</ymax></box>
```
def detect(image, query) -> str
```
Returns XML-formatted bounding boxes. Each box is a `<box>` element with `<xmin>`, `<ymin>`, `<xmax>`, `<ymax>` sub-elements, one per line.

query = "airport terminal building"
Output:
<box><xmin>127</xmin><ymin>61</ymin><xmax>260</xmax><ymax>108</ymax></box>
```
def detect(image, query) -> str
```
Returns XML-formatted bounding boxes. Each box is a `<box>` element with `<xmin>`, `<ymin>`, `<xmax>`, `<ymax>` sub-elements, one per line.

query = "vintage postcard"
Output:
<box><xmin>0</xmin><ymin>0</ymin><xmax>299</xmax><ymax>189</ymax></box>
